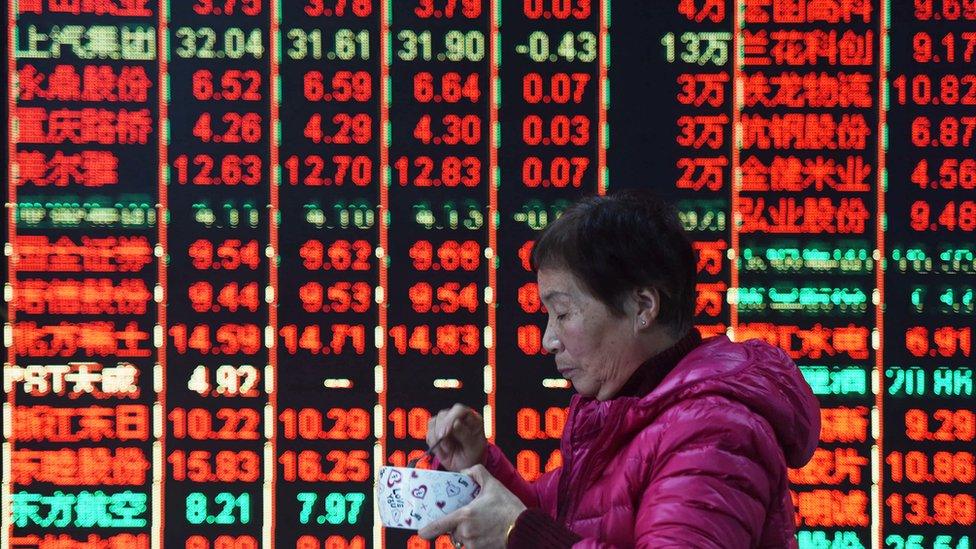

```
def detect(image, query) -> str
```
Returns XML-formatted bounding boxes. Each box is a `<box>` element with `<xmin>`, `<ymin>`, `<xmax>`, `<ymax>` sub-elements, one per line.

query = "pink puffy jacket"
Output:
<box><xmin>486</xmin><ymin>335</ymin><xmax>821</xmax><ymax>548</ymax></box>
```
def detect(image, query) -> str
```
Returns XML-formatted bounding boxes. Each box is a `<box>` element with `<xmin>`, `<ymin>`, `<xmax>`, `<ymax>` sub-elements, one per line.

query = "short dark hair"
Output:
<box><xmin>530</xmin><ymin>190</ymin><xmax>696</xmax><ymax>337</ymax></box>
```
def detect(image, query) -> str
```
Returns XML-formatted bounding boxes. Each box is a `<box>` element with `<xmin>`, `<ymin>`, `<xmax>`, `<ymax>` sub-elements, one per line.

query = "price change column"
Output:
<box><xmin>275</xmin><ymin>0</ymin><xmax>381</xmax><ymax>547</ymax></box>
<box><xmin>163</xmin><ymin>1</ymin><xmax>270</xmax><ymax>547</ymax></box>
<box><xmin>7</xmin><ymin>2</ymin><xmax>158</xmax><ymax>547</ymax></box>
<box><xmin>734</xmin><ymin>2</ymin><xmax>879</xmax><ymax>546</ymax></box>
<box><xmin>884</xmin><ymin>2</ymin><xmax>975</xmax><ymax>546</ymax></box>
<box><xmin>387</xmin><ymin>0</ymin><xmax>492</xmax><ymax>546</ymax></box>
<box><xmin>496</xmin><ymin>0</ymin><xmax>603</xmax><ymax>485</ymax></box>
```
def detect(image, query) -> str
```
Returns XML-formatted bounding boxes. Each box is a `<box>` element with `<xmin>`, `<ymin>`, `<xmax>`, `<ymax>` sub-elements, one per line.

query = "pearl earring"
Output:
<box><xmin>640</xmin><ymin>319</ymin><xmax>646</xmax><ymax>326</ymax></box>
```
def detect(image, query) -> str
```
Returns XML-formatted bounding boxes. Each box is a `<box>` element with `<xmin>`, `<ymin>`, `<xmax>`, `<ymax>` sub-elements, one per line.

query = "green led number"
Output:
<box><xmin>174</xmin><ymin>27</ymin><xmax>264</xmax><ymax>59</ymax></box>
<box><xmin>398</xmin><ymin>30</ymin><xmax>485</xmax><ymax>62</ymax></box>
<box><xmin>297</xmin><ymin>492</ymin><xmax>366</xmax><ymax>525</ymax></box>
<box><xmin>185</xmin><ymin>492</ymin><xmax>251</xmax><ymax>525</ymax></box>
<box><xmin>288</xmin><ymin>29</ymin><xmax>370</xmax><ymax>60</ymax></box>
<box><xmin>524</xmin><ymin>31</ymin><xmax>596</xmax><ymax>63</ymax></box>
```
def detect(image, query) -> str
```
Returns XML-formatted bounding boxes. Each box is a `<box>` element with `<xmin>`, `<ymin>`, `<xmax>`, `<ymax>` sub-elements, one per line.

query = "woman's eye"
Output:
<box><xmin>556</xmin><ymin>313</ymin><xmax>567</xmax><ymax>321</ymax></box>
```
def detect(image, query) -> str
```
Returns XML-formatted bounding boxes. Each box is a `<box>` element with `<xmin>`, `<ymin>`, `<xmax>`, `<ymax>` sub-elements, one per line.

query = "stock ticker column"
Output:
<box><xmin>495</xmin><ymin>0</ymin><xmax>605</xmax><ymax>488</ymax></box>
<box><xmin>275</xmin><ymin>0</ymin><xmax>381</xmax><ymax>547</ymax></box>
<box><xmin>386</xmin><ymin>0</ymin><xmax>494</xmax><ymax>546</ymax></box>
<box><xmin>736</xmin><ymin>1</ymin><xmax>880</xmax><ymax>546</ymax></box>
<box><xmin>163</xmin><ymin>1</ymin><xmax>270</xmax><ymax>547</ymax></box>
<box><xmin>7</xmin><ymin>1</ymin><xmax>158</xmax><ymax>547</ymax></box>
<box><xmin>884</xmin><ymin>1</ymin><xmax>976</xmax><ymax>546</ymax></box>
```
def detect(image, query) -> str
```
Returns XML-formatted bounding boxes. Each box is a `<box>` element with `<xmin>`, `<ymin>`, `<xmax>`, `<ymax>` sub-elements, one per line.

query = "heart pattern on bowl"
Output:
<box><xmin>386</xmin><ymin>469</ymin><xmax>403</xmax><ymax>487</ymax></box>
<box><xmin>377</xmin><ymin>467</ymin><xmax>479</xmax><ymax>531</ymax></box>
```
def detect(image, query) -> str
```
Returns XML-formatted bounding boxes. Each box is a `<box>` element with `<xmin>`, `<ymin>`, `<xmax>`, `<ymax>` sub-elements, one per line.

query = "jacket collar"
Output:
<box><xmin>613</xmin><ymin>328</ymin><xmax>703</xmax><ymax>399</ymax></box>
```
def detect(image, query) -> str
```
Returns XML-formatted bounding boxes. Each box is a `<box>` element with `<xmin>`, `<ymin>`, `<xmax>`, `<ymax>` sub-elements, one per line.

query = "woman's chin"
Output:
<box><xmin>569</xmin><ymin>379</ymin><xmax>596</xmax><ymax>397</ymax></box>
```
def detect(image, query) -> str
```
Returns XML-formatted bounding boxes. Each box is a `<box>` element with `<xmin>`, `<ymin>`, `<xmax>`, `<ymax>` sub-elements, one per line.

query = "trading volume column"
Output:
<box><xmin>163</xmin><ymin>1</ymin><xmax>270</xmax><ymax>547</ymax></box>
<box><xmin>664</xmin><ymin>3</ymin><xmax>734</xmax><ymax>337</ymax></box>
<box><xmin>496</xmin><ymin>0</ymin><xmax>603</xmax><ymax>485</ymax></box>
<box><xmin>7</xmin><ymin>2</ymin><xmax>159</xmax><ymax>547</ymax></box>
<box><xmin>607</xmin><ymin>1</ymin><xmax>733</xmax><ymax>336</ymax></box>
<box><xmin>735</xmin><ymin>1</ymin><xmax>880</xmax><ymax>546</ymax></box>
<box><xmin>386</xmin><ymin>0</ymin><xmax>492</xmax><ymax>546</ymax></box>
<box><xmin>884</xmin><ymin>2</ymin><xmax>976</xmax><ymax>545</ymax></box>
<box><xmin>275</xmin><ymin>0</ymin><xmax>381</xmax><ymax>546</ymax></box>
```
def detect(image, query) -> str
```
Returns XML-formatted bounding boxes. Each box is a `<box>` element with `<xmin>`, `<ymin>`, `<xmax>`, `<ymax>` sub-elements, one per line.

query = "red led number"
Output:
<box><xmin>194</xmin><ymin>0</ymin><xmax>261</xmax><ymax>15</ymax></box>
<box><xmin>185</xmin><ymin>536</ymin><xmax>258</xmax><ymax>549</ymax></box>
<box><xmin>279</xmin><ymin>408</ymin><xmax>371</xmax><ymax>440</ymax></box>
<box><xmin>168</xmin><ymin>450</ymin><xmax>260</xmax><ymax>483</ymax></box>
<box><xmin>168</xmin><ymin>323</ymin><xmax>262</xmax><ymax>355</ymax></box>
<box><xmin>887</xmin><ymin>493</ymin><xmax>975</xmax><ymax>526</ymax></box>
<box><xmin>408</xmin><ymin>282</ymin><xmax>479</xmax><ymax>313</ymax></box>
<box><xmin>905</xmin><ymin>409</ymin><xmax>975</xmax><ymax>442</ymax></box>
<box><xmin>408</xmin><ymin>240</ymin><xmax>481</xmax><ymax>271</ymax></box>
<box><xmin>523</xmin><ymin>0</ymin><xmax>590</xmax><ymax>19</ymax></box>
<box><xmin>388</xmin><ymin>407</ymin><xmax>431</xmax><ymax>440</ymax></box>
<box><xmin>414</xmin><ymin>72</ymin><xmax>480</xmax><ymax>103</ymax></box>
<box><xmin>414</xmin><ymin>115</ymin><xmax>482</xmax><ymax>145</ymax></box>
<box><xmin>298</xmin><ymin>281</ymin><xmax>372</xmax><ymax>313</ymax></box>
<box><xmin>915</xmin><ymin>0</ymin><xmax>976</xmax><ymax>20</ymax></box>
<box><xmin>305</xmin><ymin>0</ymin><xmax>372</xmax><ymax>17</ymax></box>
<box><xmin>188</xmin><ymin>239</ymin><xmax>261</xmax><ymax>270</ymax></box>
<box><xmin>304</xmin><ymin>70</ymin><xmax>372</xmax><ymax>102</ymax></box>
<box><xmin>188</xmin><ymin>281</ymin><xmax>260</xmax><ymax>313</ymax></box>
<box><xmin>173</xmin><ymin>154</ymin><xmax>262</xmax><ymax>186</ymax></box>
<box><xmin>295</xmin><ymin>537</ymin><xmax>365</xmax><ymax>549</ymax></box>
<box><xmin>910</xmin><ymin>200</ymin><xmax>976</xmax><ymax>231</ymax></box>
<box><xmin>522</xmin><ymin>156</ymin><xmax>589</xmax><ymax>188</ymax></box>
<box><xmin>394</xmin><ymin>156</ymin><xmax>480</xmax><ymax>187</ymax></box>
<box><xmin>911</xmin><ymin>158</ymin><xmax>976</xmax><ymax>189</ymax></box>
<box><xmin>305</xmin><ymin>113</ymin><xmax>372</xmax><ymax>144</ymax></box>
<box><xmin>278</xmin><ymin>324</ymin><xmax>367</xmax><ymax>355</ymax></box>
<box><xmin>192</xmin><ymin>112</ymin><xmax>263</xmax><ymax>144</ymax></box>
<box><xmin>284</xmin><ymin>155</ymin><xmax>372</xmax><ymax>186</ymax></box>
<box><xmin>523</xmin><ymin>72</ymin><xmax>590</xmax><ymax>104</ymax></box>
<box><xmin>522</xmin><ymin>115</ymin><xmax>590</xmax><ymax>146</ymax></box>
<box><xmin>168</xmin><ymin>407</ymin><xmax>261</xmax><ymax>440</ymax></box>
<box><xmin>192</xmin><ymin>69</ymin><xmax>262</xmax><ymax>101</ymax></box>
<box><xmin>299</xmin><ymin>239</ymin><xmax>372</xmax><ymax>271</ymax></box>
<box><xmin>279</xmin><ymin>450</ymin><xmax>370</xmax><ymax>482</ymax></box>
<box><xmin>388</xmin><ymin>324</ymin><xmax>480</xmax><ymax>355</ymax></box>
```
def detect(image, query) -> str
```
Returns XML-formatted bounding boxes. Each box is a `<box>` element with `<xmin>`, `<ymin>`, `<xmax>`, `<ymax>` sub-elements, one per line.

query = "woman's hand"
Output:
<box><xmin>427</xmin><ymin>404</ymin><xmax>487</xmax><ymax>472</ymax></box>
<box><xmin>419</xmin><ymin>465</ymin><xmax>527</xmax><ymax>549</ymax></box>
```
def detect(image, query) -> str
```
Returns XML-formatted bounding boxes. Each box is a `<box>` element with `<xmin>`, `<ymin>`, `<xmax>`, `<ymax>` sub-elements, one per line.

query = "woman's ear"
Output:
<box><xmin>634</xmin><ymin>287</ymin><xmax>660</xmax><ymax>330</ymax></box>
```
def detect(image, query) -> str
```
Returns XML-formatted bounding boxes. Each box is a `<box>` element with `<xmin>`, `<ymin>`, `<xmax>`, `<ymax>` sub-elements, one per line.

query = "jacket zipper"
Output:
<box><xmin>555</xmin><ymin>404</ymin><xmax>579</xmax><ymax>525</ymax></box>
<box><xmin>557</xmin><ymin>403</ymin><xmax>628</xmax><ymax>527</ymax></box>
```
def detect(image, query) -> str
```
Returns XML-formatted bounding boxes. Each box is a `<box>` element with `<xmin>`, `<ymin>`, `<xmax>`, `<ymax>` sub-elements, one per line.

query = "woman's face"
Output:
<box><xmin>537</xmin><ymin>267</ymin><xmax>645</xmax><ymax>400</ymax></box>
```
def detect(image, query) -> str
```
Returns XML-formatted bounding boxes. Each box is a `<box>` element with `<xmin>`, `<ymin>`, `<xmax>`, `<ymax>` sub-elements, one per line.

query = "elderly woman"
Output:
<box><xmin>419</xmin><ymin>191</ymin><xmax>820</xmax><ymax>548</ymax></box>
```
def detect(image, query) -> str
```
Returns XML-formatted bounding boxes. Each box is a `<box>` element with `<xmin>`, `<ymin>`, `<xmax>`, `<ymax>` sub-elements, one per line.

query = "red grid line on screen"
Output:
<box><xmin>875</xmin><ymin>1</ymin><xmax>888</xmax><ymax>547</ymax></box>
<box><xmin>4</xmin><ymin>0</ymin><xmax>15</xmax><ymax>542</ymax></box>
<box><xmin>731</xmin><ymin>0</ymin><xmax>741</xmax><ymax>332</ymax></box>
<box><xmin>598</xmin><ymin>0</ymin><xmax>608</xmax><ymax>196</ymax></box>
<box><xmin>488</xmin><ymin>0</ymin><xmax>499</xmax><ymax>444</ymax></box>
<box><xmin>269</xmin><ymin>2</ymin><xmax>281</xmax><ymax>545</ymax></box>
<box><xmin>378</xmin><ymin>0</ymin><xmax>391</xmax><ymax>546</ymax></box>
<box><xmin>156</xmin><ymin>2</ymin><xmax>169</xmax><ymax>546</ymax></box>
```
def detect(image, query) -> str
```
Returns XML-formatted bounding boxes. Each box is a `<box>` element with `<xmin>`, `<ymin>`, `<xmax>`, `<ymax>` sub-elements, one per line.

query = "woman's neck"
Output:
<box><xmin>610</xmin><ymin>328</ymin><xmax>702</xmax><ymax>399</ymax></box>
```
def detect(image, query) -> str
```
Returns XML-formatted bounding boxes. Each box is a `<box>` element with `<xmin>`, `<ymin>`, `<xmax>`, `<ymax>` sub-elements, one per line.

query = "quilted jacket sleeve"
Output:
<box><xmin>575</xmin><ymin>399</ymin><xmax>782</xmax><ymax>549</ymax></box>
<box><xmin>482</xmin><ymin>443</ymin><xmax>562</xmax><ymax>512</ymax></box>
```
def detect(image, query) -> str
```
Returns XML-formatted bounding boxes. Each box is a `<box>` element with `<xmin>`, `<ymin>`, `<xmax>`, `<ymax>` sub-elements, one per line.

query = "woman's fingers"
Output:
<box><xmin>426</xmin><ymin>405</ymin><xmax>484</xmax><ymax>468</ymax></box>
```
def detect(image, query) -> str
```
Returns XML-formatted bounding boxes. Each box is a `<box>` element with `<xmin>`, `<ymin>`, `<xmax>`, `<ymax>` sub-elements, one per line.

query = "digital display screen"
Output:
<box><xmin>3</xmin><ymin>1</ymin><xmax>973</xmax><ymax>548</ymax></box>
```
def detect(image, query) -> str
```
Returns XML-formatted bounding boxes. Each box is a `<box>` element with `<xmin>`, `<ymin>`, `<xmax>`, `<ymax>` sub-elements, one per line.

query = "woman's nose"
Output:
<box><xmin>542</xmin><ymin>324</ymin><xmax>562</xmax><ymax>354</ymax></box>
